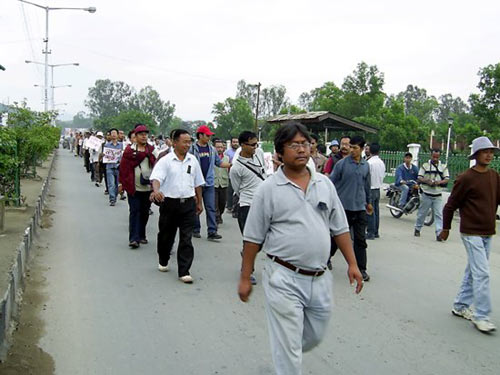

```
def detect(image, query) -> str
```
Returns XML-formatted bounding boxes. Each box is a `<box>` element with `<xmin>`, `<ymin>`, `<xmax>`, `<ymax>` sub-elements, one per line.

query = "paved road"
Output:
<box><xmin>34</xmin><ymin>151</ymin><xmax>499</xmax><ymax>374</ymax></box>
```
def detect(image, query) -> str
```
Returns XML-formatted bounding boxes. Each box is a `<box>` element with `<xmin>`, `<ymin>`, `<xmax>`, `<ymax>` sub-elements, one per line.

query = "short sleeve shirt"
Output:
<box><xmin>243</xmin><ymin>167</ymin><xmax>349</xmax><ymax>271</ymax></box>
<box><xmin>149</xmin><ymin>152</ymin><xmax>205</xmax><ymax>198</ymax></box>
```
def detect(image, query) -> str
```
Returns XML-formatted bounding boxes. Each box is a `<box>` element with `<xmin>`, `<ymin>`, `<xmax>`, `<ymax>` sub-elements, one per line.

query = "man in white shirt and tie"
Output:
<box><xmin>149</xmin><ymin>129</ymin><xmax>205</xmax><ymax>284</ymax></box>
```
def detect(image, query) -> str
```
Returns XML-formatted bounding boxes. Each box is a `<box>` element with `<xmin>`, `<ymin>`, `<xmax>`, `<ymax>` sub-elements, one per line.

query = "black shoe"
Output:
<box><xmin>436</xmin><ymin>235</ymin><xmax>443</xmax><ymax>242</ymax></box>
<box><xmin>374</xmin><ymin>234</ymin><xmax>380</xmax><ymax>238</ymax></box>
<box><xmin>110</xmin><ymin>201</ymin><xmax>116</xmax><ymax>206</ymax></box>
<box><xmin>207</xmin><ymin>233</ymin><xmax>222</xmax><ymax>241</ymax></box>
<box><xmin>149</xmin><ymin>209</ymin><xmax>153</xmax><ymax>215</ymax></box>
<box><xmin>192</xmin><ymin>232</ymin><xmax>201</xmax><ymax>238</ymax></box>
<box><xmin>414</xmin><ymin>229</ymin><xmax>420</xmax><ymax>237</ymax></box>
<box><xmin>104</xmin><ymin>191</ymin><xmax>109</xmax><ymax>195</ymax></box>
<box><xmin>327</xmin><ymin>260</ymin><xmax>333</xmax><ymax>270</ymax></box>
<box><xmin>120</xmin><ymin>195</ymin><xmax>127</xmax><ymax>200</ymax></box>
<box><xmin>140</xmin><ymin>239</ymin><xmax>148</xmax><ymax>244</ymax></box>
<box><xmin>129</xmin><ymin>241</ymin><xmax>139</xmax><ymax>249</ymax></box>
<box><xmin>366</xmin><ymin>235</ymin><xmax>375</xmax><ymax>240</ymax></box>
<box><xmin>361</xmin><ymin>271</ymin><xmax>370</xmax><ymax>282</ymax></box>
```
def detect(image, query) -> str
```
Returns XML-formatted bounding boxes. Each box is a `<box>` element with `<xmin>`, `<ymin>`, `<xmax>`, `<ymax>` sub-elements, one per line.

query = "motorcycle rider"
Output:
<box><xmin>395</xmin><ymin>152</ymin><xmax>419</xmax><ymax>209</ymax></box>
<box><xmin>414</xmin><ymin>148</ymin><xmax>450</xmax><ymax>240</ymax></box>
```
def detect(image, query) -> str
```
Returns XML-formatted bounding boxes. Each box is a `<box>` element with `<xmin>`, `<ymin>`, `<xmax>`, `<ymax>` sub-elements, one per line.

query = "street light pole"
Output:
<box><xmin>19</xmin><ymin>0</ymin><xmax>95</xmax><ymax>111</ymax></box>
<box><xmin>445</xmin><ymin>118</ymin><xmax>453</xmax><ymax>165</ymax></box>
<box><xmin>26</xmin><ymin>61</ymin><xmax>79</xmax><ymax>111</ymax></box>
<box><xmin>254</xmin><ymin>82</ymin><xmax>261</xmax><ymax>134</ymax></box>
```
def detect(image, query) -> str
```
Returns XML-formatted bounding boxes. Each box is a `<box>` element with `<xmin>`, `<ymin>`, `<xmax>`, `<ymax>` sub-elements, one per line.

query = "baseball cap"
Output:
<box><xmin>96</xmin><ymin>131</ymin><xmax>104</xmax><ymax>137</ymax></box>
<box><xmin>196</xmin><ymin>125</ymin><xmax>215</xmax><ymax>136</ymax></box>
<box><xmin>330</xmin><ymin>140</ymin><xmax>339</xmax><ymax>147</ymax></box>
<box><xmin>134</xmin><ymin>125</ymin><xmax>149</xmax><ymax>134</ymax></box>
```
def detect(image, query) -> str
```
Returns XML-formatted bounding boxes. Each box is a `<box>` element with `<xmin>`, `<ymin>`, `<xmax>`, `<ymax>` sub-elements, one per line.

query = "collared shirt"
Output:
<box><xmin>229</xmin><ymin>149</ymin><xmax>266</xmax><ymax>207</ymax></box>
<box><xmin>150</xmin><ymin>152</ymin><xmax>205</xmax><ymax>198</ymax></box>
<box><xmin>418</xmin><ymin>160</ymin><xmax>450</xmax><ymax>196</ymax></box>
<box><xmin>330</xmin><ymin>155</ymin><xmax>371</xmax><ymax>211</ymax></box>
<box><xmin>367</xmin><ymin>155</ymin><xmax>386</xmax><ymax>189</ymax></box>
<box><xmin>243</xmin><ymin>166</ymin><xmax>349</xmax><ymax>271</ymax></box>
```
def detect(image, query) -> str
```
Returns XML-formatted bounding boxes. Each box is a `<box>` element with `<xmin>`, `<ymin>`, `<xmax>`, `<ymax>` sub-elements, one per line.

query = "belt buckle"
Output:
<box><xmin>180</xmin><ymin>198</ymin><xmax>186</xmax><ymax>203</ymax></box>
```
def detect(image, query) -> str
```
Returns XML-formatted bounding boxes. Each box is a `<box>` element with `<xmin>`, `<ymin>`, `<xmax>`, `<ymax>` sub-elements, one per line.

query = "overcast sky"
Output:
<box><xmin>1</xmin><ymin>0</ymin><xmax>499</xmax><ymax>122</ymax></box>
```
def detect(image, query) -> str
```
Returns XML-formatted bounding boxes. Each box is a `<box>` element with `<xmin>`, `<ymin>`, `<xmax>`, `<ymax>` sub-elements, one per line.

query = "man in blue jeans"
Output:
<box><xmin>103</xmin><ymin>128</ymin><xmax>123</xmax><ymax>206</ymax></box>
<box><xmin>190</xmin><ymin>125</ymin><xmax>231</xmax><ymax>241</ymax></box>
<box><xmin>440</xmin><ymin>136</ymin><xmax>499</xmax><ymax>333</ymax></box>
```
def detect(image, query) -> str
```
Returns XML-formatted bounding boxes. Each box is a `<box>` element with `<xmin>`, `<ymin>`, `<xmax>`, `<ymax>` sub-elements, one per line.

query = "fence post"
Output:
<box><xmin>14</xmin><ymin>141</ymin><xmax>20</xmax><ymax>207</ymax></box>
<box><xmin>407</xmin><ymin>143</ymin><xmax>421</xmax><ymax>167</ymax></box>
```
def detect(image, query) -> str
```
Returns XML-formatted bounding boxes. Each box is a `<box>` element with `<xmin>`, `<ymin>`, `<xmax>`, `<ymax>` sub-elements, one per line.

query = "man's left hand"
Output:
<box><xmin>439</xmin><ymin>230</ymin><xmax>450</xmax><ymax>241</ymax></box>
<box><xmin>196</xmin><ymin>202</ymin><xmax>203</xmax><ymax>215</ymax></box>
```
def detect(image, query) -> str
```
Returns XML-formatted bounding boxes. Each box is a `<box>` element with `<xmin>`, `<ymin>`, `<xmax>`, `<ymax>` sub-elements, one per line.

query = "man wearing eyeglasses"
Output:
<box><xmin>238</xmin><ymin>122</ymin><xmax>363</xmax><ymax>375</ymax></box>
<box><xmin>230</xmin><ymin>131</ymin><xmax>266</xmax><ymax>285</ymax></box>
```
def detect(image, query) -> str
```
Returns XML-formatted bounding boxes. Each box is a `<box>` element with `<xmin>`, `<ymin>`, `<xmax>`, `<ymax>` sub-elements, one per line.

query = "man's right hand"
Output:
<box><xmin>400</xmin><ymin>180</ymin><xmax>406</xmax><ymax>184</ymax></box>
<box><xmin>238</xmin><ymin>276</ymin><xmax>253</xmax><ymax>302</ymax></box>
<box><xmin>150</xmin><ymin>191</ymin><xmax>165</xmax><ymax>203</ymax></box>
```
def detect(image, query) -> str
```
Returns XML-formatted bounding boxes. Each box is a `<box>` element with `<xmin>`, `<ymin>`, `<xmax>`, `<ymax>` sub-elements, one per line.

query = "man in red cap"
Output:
<box><xmin>119</xmin><ymin>125</ymin><xmax>158</xmax><ymax>248</ymax></box>
<box><xmin>190</xmin><ymin>124</ymin><xmax>231</xmax><ymax>240</ymax></box>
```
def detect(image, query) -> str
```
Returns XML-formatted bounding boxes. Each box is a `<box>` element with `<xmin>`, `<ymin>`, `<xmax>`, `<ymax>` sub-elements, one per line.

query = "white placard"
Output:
<box><xmin>86</xmin><ymin>136</ymin><xmax>103</xmax><ymax>151</ymax></box>
<box><xmin>102</xmin><ymin>147</ymin><xmax>122</xmax><ymax>164</ymax></box>
<box><xmin>263</xmin><ymin>152</ymin><xmax>275</xmax><ymax>176</ymax></box>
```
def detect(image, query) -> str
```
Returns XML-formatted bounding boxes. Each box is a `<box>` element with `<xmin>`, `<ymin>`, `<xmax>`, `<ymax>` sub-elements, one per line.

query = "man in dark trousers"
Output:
<box><xmin>119</xmin><ymin>125</ymin><xmax>157</xmax><ymax>249</ymax></box>
<box><xmin>190</xmin><ymin>125</ymin><xmax>231</xmax><ymax>241</ymax></box>
<box><xmin>330</xmin><ymin>135</ymin><xmax>373</xmax><ymax>281</ymax></box>
<box><xmin>440</xmin><ymin>136</ymin><xmax>500</xmax><ymax>333</ymax></box>
<box><xmin>149</xmin><ymin>129</ymin><xmax>205</xmax><ymax>284</ymax></box>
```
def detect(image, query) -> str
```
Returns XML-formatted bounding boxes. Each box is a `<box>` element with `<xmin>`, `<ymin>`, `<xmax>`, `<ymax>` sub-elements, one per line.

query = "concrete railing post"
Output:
<box><xmin>407</xmin><ymin>143</ymin><xmax>421</xmax><ymax>167</ymax></box>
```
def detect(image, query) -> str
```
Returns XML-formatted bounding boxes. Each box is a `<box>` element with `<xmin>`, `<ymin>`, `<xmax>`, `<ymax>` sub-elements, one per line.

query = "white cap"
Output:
<box><xmin>469</xmin><ymin>136</ymin><xmax>499</xmax><ymax>160</ymax></box>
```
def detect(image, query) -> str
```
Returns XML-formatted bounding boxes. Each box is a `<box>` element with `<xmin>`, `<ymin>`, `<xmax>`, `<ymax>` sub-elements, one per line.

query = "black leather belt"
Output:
<box><xmin>165</xmin><ymin>197</ymin><xmax>194</xmax><ymax>203</ymax></box>
<box><xmin>267</xmin><ymin>254</ymin><xmax>325</xmax><ymax>277</ymax></box>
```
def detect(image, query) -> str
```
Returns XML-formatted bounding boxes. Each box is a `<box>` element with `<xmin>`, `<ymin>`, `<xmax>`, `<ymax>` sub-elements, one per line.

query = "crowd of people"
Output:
<box><xmin>66</xmin><ymin>122</ymin><xmax>499</xmax><ymax>374</ymax></box>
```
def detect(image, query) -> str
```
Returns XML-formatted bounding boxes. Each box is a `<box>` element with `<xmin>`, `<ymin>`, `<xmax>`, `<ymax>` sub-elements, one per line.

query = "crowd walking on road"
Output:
<box><xmin>67</xmin><ymin>121</ymin><xmax>499</xmax><ymax>374</ymax></box>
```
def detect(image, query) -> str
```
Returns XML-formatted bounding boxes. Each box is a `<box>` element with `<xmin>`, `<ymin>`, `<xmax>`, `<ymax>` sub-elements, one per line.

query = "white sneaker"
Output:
<box><xmin>451</xmin><ymin>307</ymin><xmax>474</xmax><ymax>321</ymax></box>
<box><xmin>179</xmin><ymin>275</ymin><xmax>193</xmax><ymax>284</ymax></box>
<box><xmin>472</xmin><ymin>319</ymin><xmax>497</xmax><ymax>333</ymax></box>
<box><xmin>158</xmin><ymin>264</ymin><xmax>169</xmax><ymax>272</ymax></box>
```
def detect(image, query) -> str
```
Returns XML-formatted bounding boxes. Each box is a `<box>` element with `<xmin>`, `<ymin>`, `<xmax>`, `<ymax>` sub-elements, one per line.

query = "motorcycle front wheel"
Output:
<box><xmin>389</xmin><ymin>192</ymin><xmax>403</xmax><ymax>218</ymax></box>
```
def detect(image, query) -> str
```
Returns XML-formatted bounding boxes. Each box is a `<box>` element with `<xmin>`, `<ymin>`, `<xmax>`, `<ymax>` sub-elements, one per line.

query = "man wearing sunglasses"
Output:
<box><xmin>230</xmin><ymin>131</ymin><xmax>266</xmax><ymax>285</ymax></box>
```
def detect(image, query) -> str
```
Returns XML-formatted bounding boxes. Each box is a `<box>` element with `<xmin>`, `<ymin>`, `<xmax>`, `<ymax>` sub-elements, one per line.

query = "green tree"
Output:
<box><xmin>306</xmin><ymin>81</ymin><xmax>344</xmax><ymax>113</ymax></box>
<box><xmin>339</xmin><ymin>62</ymin><xmax>385</xmax><ymax>119</ymax></box>
<box><xmin>212</xmin><ymin>97</ymin><xmax>254</xmax><ymax>140</ymax></box>
<box><xmin>85</xmin><ymin>79</ymin><xmax>134</xmax><ymax>122</ymax></box>
<box><xmin>110</xmin><ymin>110</ymin><xmax>157</xmax><ymax>134</ymax></box>
<box><xmin>129</xmin><ymin>86</ymin><xmax>175</xmax><ymax>134</ymax></box>
<box><xmin>437</xmin><ymin>93</ymin><xmax>468</xmax><ymax>123</ymax></box>
<box><xmin>396</xmin><ymin>85</ymin><xmax>438</xmax><ymax>125</ymax></box>
<box><xmin>469</xmin><ymin>63</ymin><xmax>500</xmax><ymax>137</ymax></box>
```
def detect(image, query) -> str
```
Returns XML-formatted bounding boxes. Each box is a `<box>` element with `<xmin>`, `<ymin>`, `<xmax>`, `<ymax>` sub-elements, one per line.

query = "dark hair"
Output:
<box><xmin>127</xmin><ymin>130</ymin><xmax>135</xmax><ymax>139</ymax></box>
<box><xmin>274</xmin><ymin>121</ymin><xmax>311</xmax><ymax>155</ymax></box>
<box><xmin>430</xmin><ymin>148</ymin><xmax>441</xmax><ymax>153</ymax></box>
<box><xmin>340</xmin><ymin>135</ymin><xmax>351</xmax><ymax>142</ymax></box>
<box><xmin>238</xmin><ymin>131</ymin><xmax>257</xmax><ymax>145</ymax></box>
<box><xmin>350</xmin><ymin>135</ymin><xmax>365</xmax><ymax>148</ymax></box>
<box><xmin>109</xmin><ymin>128</ymin><xmax>119</xmax><ymax>134</ymax></box>
<box><xmin>310</xmin><ymin>133</ymin><xmax>320</xmax><ymax>142</ymax></box>
<box><xmin>369</xmin><ymin>142</ymin><xmax>381</xmax><ymax>155</ymax></box>
<box><xmin>231</xmin><ymin>136</ymin><xmax>239</xmax><ymax>142</ymax></box>
<box><xmin>214</xmin><ymin>139</ymin><xmax>225</xmax><ymax>145</ymax></box>
<box><xmin>171</xmin><ymin>129</ymin><xmax>190</xmax><ymax>141</ymax></box>
<box><xmin>318</xmin><ymin>144</ymin><xmax>326</xmax><ymax>154</ymax></box>
<box><xmin>404</xmin><ymin>152</ymin><xmax>413</xmax><ymax>158</ymax></box>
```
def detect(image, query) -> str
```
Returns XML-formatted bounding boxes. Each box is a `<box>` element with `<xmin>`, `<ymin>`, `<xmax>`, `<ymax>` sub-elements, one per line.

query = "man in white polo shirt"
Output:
<box><xmin>150</xmin><ymin>129</ymin><xmax>205</xmax><ymax>284</ymax></box>
<box><xmin>238</xmin><ymin>122</ymin><xmax>363</xmax><ymax>375</ymax></box>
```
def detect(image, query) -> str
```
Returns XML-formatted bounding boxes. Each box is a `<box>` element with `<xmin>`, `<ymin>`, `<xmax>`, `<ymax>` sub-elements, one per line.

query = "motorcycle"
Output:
<box><xmin>385</xmin><ymin>180</ymin><xmax>434</xmax><ymax>226</ymax></box>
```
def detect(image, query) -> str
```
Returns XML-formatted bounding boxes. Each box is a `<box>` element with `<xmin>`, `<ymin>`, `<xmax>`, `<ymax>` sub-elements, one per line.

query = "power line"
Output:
<box><xmin>19</xmin><ymin>3</ymin><xmax>42</xmax><ymax>77</ymax></box>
